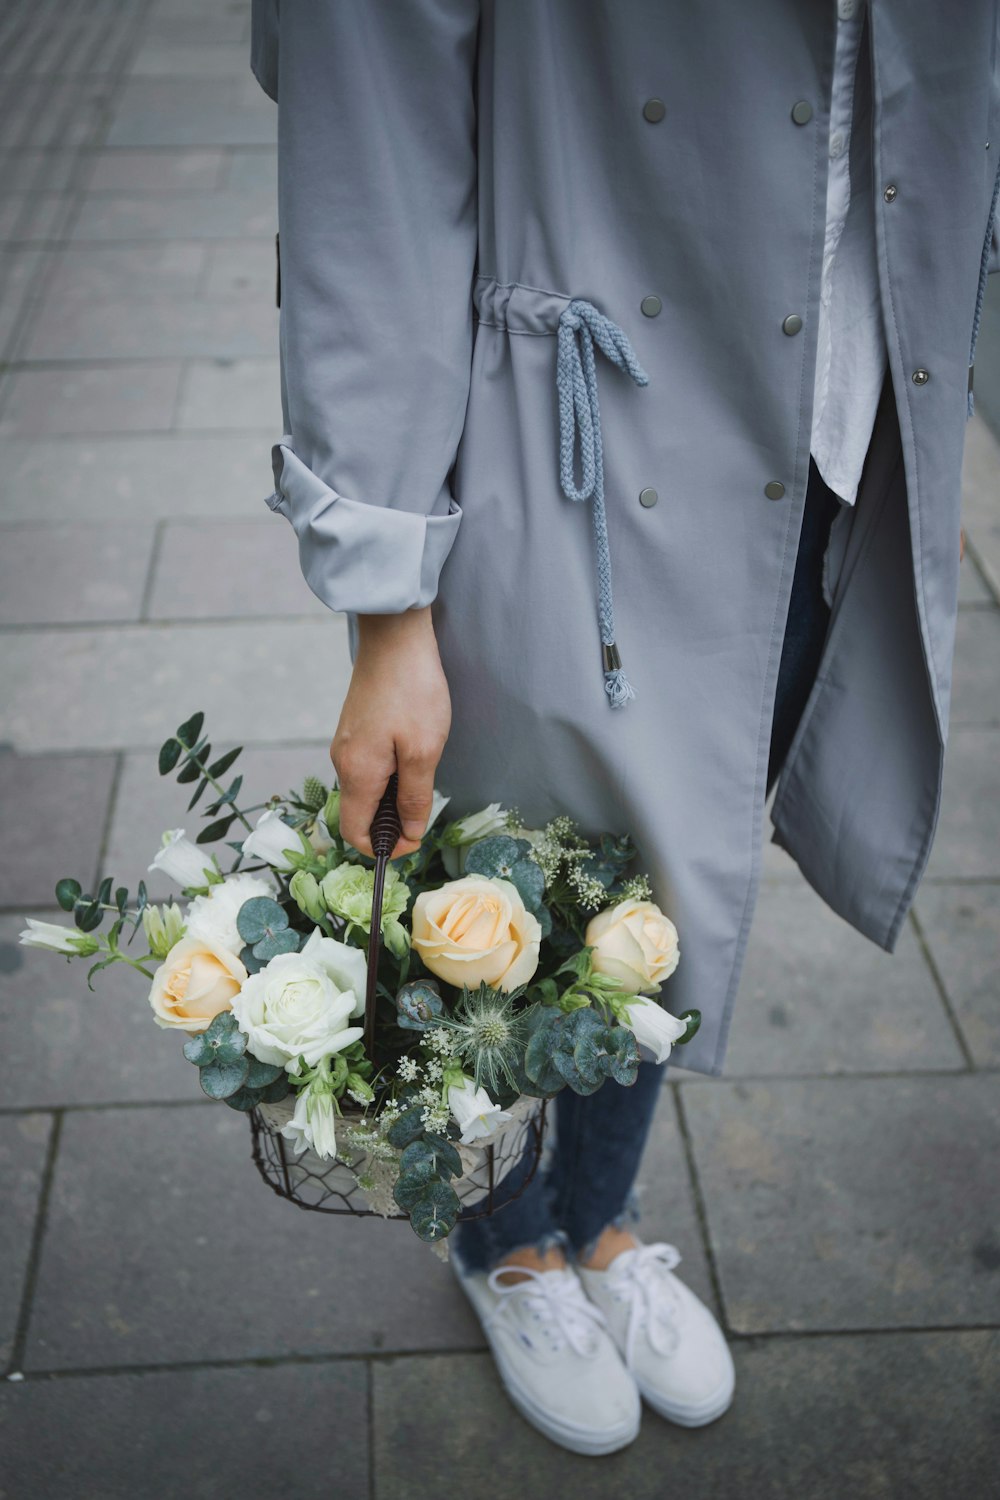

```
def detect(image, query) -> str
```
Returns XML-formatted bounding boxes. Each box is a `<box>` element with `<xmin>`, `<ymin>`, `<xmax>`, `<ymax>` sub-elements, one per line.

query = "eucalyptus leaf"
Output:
<box><xmin>237</xmin><ymin>896</ymin><xmax>289</xmax><ymax>944</ymax></box>
<box><xmin>176</xmin><ymin>711</ymin><xmax>205</xmax><ymax>748</ymax></box>
<box><xmin>507</xmin><ymin>858</ymin><xmax>545</xmax><ymax>911</ymax></box>
<box><xmin>182</xmin><ymin>1033</ymin><xmax>215</xmax><ymax>1067</ymax></box>
<box><xmin>464</xmin><ymin>835</ymin><xmax>527</xmax><ymax>879</ymax></box>
<box><xmin>187</xmin><ymin>776</ymin><xmax>209</xmax><ymax>810</ymax></box>
<box><xmin>97</xmin><ymin>875</ymin><xmax>113</xmax><ymax>906</ymax></box>
<box><xmin>413</xmin><ymin>1133</ymin><xmax>463</xmax><ymax>1180</ymax></box>
<box><xmin>677</xmin><ymin>1009</ymin><xmax>702</xmax><ymax>1045</ymax></box>
<box><xmin>259</xmin><ymin>1073</ymin><xmax>291</xmax><ymax>1103</ymax></box>
<box><xmin>409</xmin><ymin>1181</ymin><xmax>460</xmax><ymax>1242</ymax></box>
<box><xmin>197</xmin><ymin>814</ymin><xmax>236</xmax><ymax>845</ymax></box>
<box><xmin>115</xmin><ymin>886</ymin><xmax>128</xmax><ymax>915</ymax></box>
<box><xmin>158</xmin><ymin>739</ymin><xmax>181</xmax><ymax>775</ymax></box>
<box><xmin>252</xmin><ymin>928</ymin><xmax>300</xmax><ymax>962</ymax></box>
<box><xmin>55</xmin><ymin>877</ymin><xmax>81</xmax><ymax>912</ymax></box>
<box><xmin>199</xmin><ymin>1058</ymin><xmax>249</xmax><ymax>1099</ymax></box>
<box><xmin>392</xmin><ymin>1161</ymin><xmax>439</xmax><ymax>1211</ymax></box>
<box><xmin>208</xmin><ymin>747</ymin><xmax>242</xmax><ymax>779</ymax></box>
<box><xmin>176</xmin><ymin>758</ymin><xmax>202</xmax><ymax>785</ymax></box>
<box><xmin>76</xmin><ymin>899</ymin><xmax>102</xmax><ymax>933</ymax></box>
<box><xmin>244</xmin><ymin>1056</ymin><xmax>284</xmax><ymax>1088</ymax></box>
<box><xmin>385</xmin><ymin>1104</ymin><xmax>426</xmax><ymax>1149</ymax></box>
<box><xmin>222</xmin><ymin>1085</ymin><xmax>260</xmax><ymax>1112</ymax></box>
<box><xmin>239</xmin><ymin>943</ymin><xmax>263</xmax><ymax>975</ymax></box>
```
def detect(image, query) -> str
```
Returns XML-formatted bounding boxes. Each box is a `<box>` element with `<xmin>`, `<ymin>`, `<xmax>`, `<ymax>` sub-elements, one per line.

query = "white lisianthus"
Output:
<box><xmin>149</xmin><ymin>829</ymin><xmax>222</xmax><ymax>894</ymax></box>
<box><xmin>300</xmin><ymin>928</ymin><xmax>368</xmax><ymax>1020</ymax></box>
<box><xmin>18</xmin><ymin>919</ymin><xmax>99</xmax><ymax>957</ymax></box>
<box><xmin>447</xmin><ymin>1074</ymin><xmax>513</xmax><ymax>1145</ymax></box>
<box><xmin>241</xmin><ymin>809</ymin><xmax>303</xmax><ymax>872</ymax></box>
<box><xmin>230</xmin><ymin>948</ymin><xmax>364</xmax><ymax>1072</ymax></box>
<box><xmin>440</xmin><ymin>802</ymin><xmax>508</xmax><ymax>877</ymax></box>
<box><xmin>621</xmin><ymin>996</ymin><xmax>690</xmax><ymax>1064</ymax></box>
<box><xmin>280</xmin><ymin>1078</ymin><xmax>339</xmax><ymax>1159</ymax></box>
<box><xmin>184</xmin><ymin>872</ymin><xmax>274</xmax><ymax>957</ymax></box>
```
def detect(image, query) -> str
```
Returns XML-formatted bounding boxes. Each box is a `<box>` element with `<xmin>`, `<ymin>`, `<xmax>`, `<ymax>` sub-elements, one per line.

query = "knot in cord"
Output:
<box><xmin>604</xmin><ymin>1241</ymin><xmax>684</xmax><ymax>1370</ymax></box>
<box><xmin>484</xmin><ymin>1264</ymin><xmax>609</xmax><ymax>1358</ymax></box>
<box><xmin>556</xmin><ymin>297</ymin><xmax>649</xmax><ymax>707</ymax></box>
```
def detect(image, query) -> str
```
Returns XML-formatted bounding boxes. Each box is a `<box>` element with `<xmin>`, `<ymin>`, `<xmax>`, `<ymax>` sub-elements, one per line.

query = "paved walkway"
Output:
<box><xmin>0</xmin><ymin>2</ymin><xmax>997</xmax><ymax>1496</ymax></box>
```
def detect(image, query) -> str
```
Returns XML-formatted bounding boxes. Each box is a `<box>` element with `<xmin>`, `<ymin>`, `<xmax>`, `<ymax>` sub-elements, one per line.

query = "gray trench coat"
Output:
<box><xmin>250</xmin><ymin>1</ymin><xmax>1000</xmax><ymax>1077</ymax></box>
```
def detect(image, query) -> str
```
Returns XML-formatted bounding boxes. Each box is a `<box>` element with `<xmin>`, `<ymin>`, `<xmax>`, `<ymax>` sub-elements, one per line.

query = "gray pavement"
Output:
<box><xmin>0</xmin><ymin>2</ymin><xmax>998</xmax><ymax>1496</ymax></box>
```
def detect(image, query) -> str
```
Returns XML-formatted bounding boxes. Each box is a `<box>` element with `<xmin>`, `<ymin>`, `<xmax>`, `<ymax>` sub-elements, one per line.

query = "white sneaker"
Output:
<box><xmin>450</xmin><ymin>1242</ymin><xmax>641</xmax><ymax>1454</ymax></box>
<box><xmin>576</xmin><ymin>1239</ymin><xmax>735</xmax><ymax>1427</ymax></box>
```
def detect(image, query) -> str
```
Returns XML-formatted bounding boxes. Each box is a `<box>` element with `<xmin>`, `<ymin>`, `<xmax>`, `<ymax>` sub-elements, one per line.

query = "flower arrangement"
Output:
<box><xmin>20</xmin><ymin>711</ymin><xmax>700</xmax><ymax>1247</ymax></box>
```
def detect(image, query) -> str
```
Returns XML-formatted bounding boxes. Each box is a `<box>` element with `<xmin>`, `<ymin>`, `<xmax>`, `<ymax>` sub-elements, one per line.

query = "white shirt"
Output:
<box><xmin>809</xmin><ymin>0</ymin><xmax>887</xmax><ymax>506</ymax></box>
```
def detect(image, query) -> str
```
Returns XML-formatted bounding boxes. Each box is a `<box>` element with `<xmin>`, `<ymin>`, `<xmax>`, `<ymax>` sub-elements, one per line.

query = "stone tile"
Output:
<box><xmin>0</xmin><ymin>78</ymin><xmax>105</xmax><ymax>150</ymax></box>
<box><xmin>175</xmin><ymin>358</ymin><xmax>280</xmax><ymax>430</ymax></box>
<box><xmin>958</xmin><ymin>553</ymin><xmax>993</xmax><ymax>604</ymax></box>
<box><xmin>42</xmin><ymin>243</ymin><xmax>207</xmax><ymax>303</ymax></box>
<box><xmin>70</xmin><ymin>187</ymin><xmax>275</xmax><ymax>243</ymax></box>
<box><xmin>0</xmin><ymin>523</ymin><xmax>153</xmax><ymax>624</ymax></box>
<box><xmin>104</xmin><ymin>742</ymin><xmax>333</xmax><ymax>903</ymax></box>
<box><xmin>143</xmin><ymin>12</ymin><xmax>248</xmax><ymax>46</ymax></box>
<box><xmin>949</xmin><ymin>608</ymin><xmax>1000</xmax><ymax>725</ymax></box>
<box><xmin>0</xmin><ymin>149</ymin><xmax>80</xmax><ymax>193</ymax></box>
<box><xmin>0</xmin><ymin>751</ymin><xmax>117</xmax><ymax>907</ymax></box>
<box><xmin>0</xmin><ymin>434</ymin><xmax>275</xmax><ymax>523</ymax></box>
<box><xmin>202</xmin><ymin>239</ymin><xmax>278</xmax><ymax>302</ymax></box>
<box><xmin>106</xmin><ymin>78</ymin><xmax>276</xmax><ymax>149</ymax></box>
<box><xmin>0</xmin><ymin>364</ymin><xmax>182</xmax><ymax>436</ymax></box>
<box><xmin>913</xmin><ymin>883</ymin><xmax>1000</xmax><ymax>1067</ymax></box>
<box><xmin>225</xmin><ymin>148</ymin><xmax>278</xmax><ymax>194</ymax></box>
<box><xmin>0</xmin><ymin>911</ymin><xmax>193</xmax><ymax>1108</ymax></box>
<box><xmin>23</xmin><ymin>1105</ymin><xmax>484</xmax><ymax>1369</ymax></box>
<box><xmin>24</xmin><ymin>292</ymin><xmax>277</xmax><ymax>360</ymax></box>
<box><xmin>961</xmin><ymin>414</ymin><xmax>1000</xmax><ymax>599</ymax></box>
<box><xmin>0</xmin><ymin>194</ymin><xmax>71</xmax><ymax>242</ymax></box>
<box><xmin>86</xmin><ymin>148</ymin><xmax>226</xmax><ymax>194</ymax></box>
<box><xmin>372</xmin><ymin>1334</ymin><xmax>1000</xmax><ymax>1500</ymax></box>
<box><xmin>0</xmin><ymin>1361</ymin><xmax>368</xmax><ymax>1498</ymax></box>
<box><xmin>0</xmin><ymin>621</ymin><xmax>348</xmax><ymax>754</ymax></box>
<box><xmin>723</xmin><ymin>881</ymin><xmax>964</xmax><ymax>1075</ymax></box>
<box><xmin>680</xmin><ymin>1074</ymin><xmax>1000</xmax><ymax>1333</ymax></box>
<box><xmin>925</xmin><ymin>727</ymin><xmax>1000</xmax><ymax>880</ymax></box>
<box><xmin>127</xmin><ymin>41</ymin><xmax>252</xmax><ymax>80</ymax></box>
<box><xmin>147</xmin><ymin>521</ymin><xmax>325</xmax><ymax>619</ymax></box>
<box><xmin>0</xmin><ymin>249</ymin><xmax>50</xmax><ymax>350</ymax></box>
<box><xmin>0</xmin><ymin>1113</ymin><xmax>51</xmax><ymax>1367</ymax></box>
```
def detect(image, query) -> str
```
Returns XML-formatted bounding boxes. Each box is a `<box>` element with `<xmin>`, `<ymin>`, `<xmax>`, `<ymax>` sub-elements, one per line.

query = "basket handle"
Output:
<box><xmin>363</xmin><ymin>772</ymin><xmax>403</xmax><ymax>1058</ymax></box>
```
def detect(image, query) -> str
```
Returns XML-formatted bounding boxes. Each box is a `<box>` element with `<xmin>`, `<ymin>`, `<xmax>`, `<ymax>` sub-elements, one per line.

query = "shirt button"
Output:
<box><xmin>642</xmin><ymin>98</ymin><xmax>666</xmax><ymax>123</ymax></box>
<box><xmin>829</xmin><ymin>132</ymin><xmax>845</xmax><ymax>159</ymax></box>
<box><xmin>911</xmin><ymin>368</ymin><xmax>930</xmax><ymax>385</ymax></box>
<box><xmin>640</xmin><ymin>295</ymin><xmax>662</xmax><ymax>317</ymax></box>
<box><xmin>764</xmin><ymin>480</ymin><xmax>786</xmax><ymax>501</ymax></box>
<box><xmin>790</xmin><ymin>99</ymin><xmax>813</xmax><ymax>126</ymax></box>
<box><xmin>883</xmin><ymin>183</ymin><xmax>898</xmax><ymax>202</ymax></box>
<box><xmin>782</xmin><ymin>314</ymin><xmax>803</xmax><ymax>336</ymax></box>
<box><xmin>639</xmin><ymin>487</ymin><xmax>659</xmax><ymax>507</ymax></box>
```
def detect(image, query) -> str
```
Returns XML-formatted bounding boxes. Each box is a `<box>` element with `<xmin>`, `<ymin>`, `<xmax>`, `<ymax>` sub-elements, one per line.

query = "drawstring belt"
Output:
<box><xmin>556</xmin><ymin>298</ymin><xmax>649</xmax><ymax>707</ymax></box>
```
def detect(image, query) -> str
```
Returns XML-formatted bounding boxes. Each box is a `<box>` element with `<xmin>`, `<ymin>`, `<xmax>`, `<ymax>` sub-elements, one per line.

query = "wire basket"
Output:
<box><xmin>246</xmin><ymin>771</ymin><xmax>549</xmax><ymax>1221</ymax></box>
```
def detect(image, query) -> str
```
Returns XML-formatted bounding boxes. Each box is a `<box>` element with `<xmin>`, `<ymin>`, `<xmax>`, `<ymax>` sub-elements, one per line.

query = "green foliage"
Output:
<box><xmin>385</xmin><ymin>1104</ymin><xmax>427</xmax><ymax>1149</ymax></box>
<box><xmin>236</xmin><ymin>896</ymin><xmax>300</xmax><ymax>962</ymax></box>
<box><xmin>409</xmin><ymin>1181</ymin><xmax>460</xmax><ymax>1242</ymax></box>
<box><xmin>157</xmin><ymin>712</ymin><xmax>251</xmax><ymax>850</ymax></box>
<box><xmin>395</xmin><ymin>980</ymin><xmax>443</xmax><ymax>1031</ymax></box>
<box><xmin>182</xmin><ymin>1011</ymin><xmax>248</xmax><ymax>1067</ymax></box>
<box><xmin>464</xmin><ymin>835</ymin><xmax>547</xmax><ymax>918</ymax></box>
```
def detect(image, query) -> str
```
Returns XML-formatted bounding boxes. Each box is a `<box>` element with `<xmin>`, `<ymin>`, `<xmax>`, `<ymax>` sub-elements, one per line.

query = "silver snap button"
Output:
<box><xmin>764</xmin><ymin>480</ymin><xmax>786</xmax><ymax>501</ymax></box>
<box><xmin>640</xmin><ymin>294</ymin><xmax>662</xmax><ymax>317</ymax></box>
<box><xmin>883</xmin><ymin>183</ymin><xmax>898</xmax><ymax>202</ymax></box>
<box><xmin>790</xmin><ymin>100</ymin><xmax>813</xmax><ymax>126</ymax></box>
<box><xmin>911</xmin><ymin>368</ymin><xmax>929</xmax><ymax>385</ymax></box>
<box><xmin>642</xmin><ymin>98</ymin><xmax>666</xmax><ymax>123</ymax></box>
<box><xmin>639</xmin><ymin>487</ymin><xmax>658</xmax><ymax>508</ymax></box>
<box><xmin>782</xmin><ymin>314</ymin><xmax>803</xmax><ymax>336</ymax></box>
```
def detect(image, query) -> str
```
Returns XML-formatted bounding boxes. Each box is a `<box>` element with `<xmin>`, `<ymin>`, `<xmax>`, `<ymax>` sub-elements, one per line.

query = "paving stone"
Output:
<box><xmin>0</xmin><ymin>194</ymin><xmax>72</xmax><ymax>242</ymax></box>
<box><xmin>0</xmin><ymin>364</ymin><xmax>182</xmax><ymax>436</ymax></box>
<box><xmin>0</xmin><ymin>620</ymin><xmax>349</xmax><ymax>753</ymax></box>
<box><xmin>0</xmin><ymin>433</ymin><xmax>276</xmax><ymax>522</ymax></box>
<box><xmin>0</xmin><ymin>523</ymin><xmax>153</xmax><ymax>624</ymax></box>
<box><xmin>0</xmin><ymin>149</ymin><xmax>80</xmax><ymax>193</ymax></box>
<box><xmin>0</xmin><ymin>1360</ymin><xmax>368</xmax><ymax>1498</ymax></box>
<box><xmin>958</xmin><ymin>553</ymin><xmax>994</xmax><ymax>603</ymax></box>
<box><xmin>0</xmin><ymin>911</ymin><xmax>193</xmax><ymax>1109</ymax></box>
<box><xmin>372</xmin><ymin>1333</ymin><xmax>999</xmax><ymax>1500</ymax></box>
<box><xmin>679</xmin><ymin>1074</ymin><xmax>1000</xmax><ymax>1333</ymax></box>
<box><xmin>225</xmin><ymin>148</ymin><xmax>278</xmax><ymax>194</ymax></box>
<box><xmin>143</xmin><ymin>13</ymin><xmax>248</xmax><ymax>47</ymax></box>
<box><xmin>0</xmin><ymin>750</ymin><xmax>117</xmax><ymax>907</ymax></box>
<box><xmin>0</xmin><ymin>1113</ymin><xmax>52</xmax><ymax>1368</ymax></box>
<box><xmin>949</xmin><ymin>607</ymin><xmax>1000</xmax><ymax>725</ymax></box>
<box><xmin>202</xmin><ymin>239</ymin><xmax>279</xmax><ymax>302</ymax></box>
<box><xmin>722</xmin><ymin>881</ymin><xmax>964</xmax><ymax>1075</ymax></box>
<box><xmin>913</xmin><ymin>883</ymin><xmax>1000</xmax><ymax>1067</ymax></box>
<box><xmin>961</xmin><ymin>414</ymin><xmax>1000</xmax><ymax>598</ymax></box>
<box><xmin>86</xmin><ymin>148</ymin><xmax>226</xmax><ymax>193</ymax></box>
<box><xmin>175</xmin><ymin>358</ymin><xmax>280</xmax><ymax>430</ymax></box>
<box><xmin>41</xmin><ymin>242</ymin><xmax>207</xmax><ymax>303</ymax></box>
<box><xmin>104</xmin><ymin>742</ymin><xmax>333</xmax><ymax>902</ymax></box>
<box><xmin>71</xmin><ymin>187</ymin><xmax>276</xmax><ymax>243</ymax></box>
<box><xmin>106</xmin><ymin>77</ymin><xmax>276</xmax><ymax>149</ymax></box>
<box><xmin>127</xmin><ymin>41</ymin><xmax>253</xmax><ymax>80</ymax></box>
<box><xmin>22</xmin><ymin>1104</ymin><xmax>484</xmax><ymax>1369</ymax></box>
<box><xmin>0</xmin><ymin>77</ymin><xmax>105</xmax><ymax>151</ymax></box>
<box><xmin>24</xmin><ymin>291</ymin><xmax>277</xmax><ymax>360</ymax></box>
<box><xmin>925</xmin><ymin>727</ymin><xmax>1000</xmax><ymax>879</ymax></box>
<box><xmin>147</xmin><ymin>520</ymin><xmax>325</xmax><ymax>619</ymax></box>
<box><xmin>0</xmin><ymin>249</ymin><xmax>49</xmax><ymax>352</ymax></box>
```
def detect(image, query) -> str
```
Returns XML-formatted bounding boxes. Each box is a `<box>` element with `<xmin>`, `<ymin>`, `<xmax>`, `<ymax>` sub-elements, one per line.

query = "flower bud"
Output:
<box><xmin>141</xmin><ymin>901</ymin><xmax>186</xmax><ymax>959</ymax></box>
<box><xmin>289</xmin><ymin>870</ymin><xmax>326</xmax><ymax>925</ymax></box>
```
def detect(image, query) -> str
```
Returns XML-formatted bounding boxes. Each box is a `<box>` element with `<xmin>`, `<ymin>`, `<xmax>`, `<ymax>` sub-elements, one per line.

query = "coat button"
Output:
<box><xmin>782</xmin><ymin>314</ymin><xmax>803</xmax><ymax>336</ymax></box>
<box><xmin>640</xmin><ymin>295</ymin><xmax>662</xmax><ymax>317</ymax></box>
<box><xmin>639</xmin><ymin>487</ymin><xmax>658</xmax><ymax>507</ymax></box>
<box><xmin>642</xmin><ymin>98</ymin><xmax>666</xmax><ymax>122</ymax></box>
<box><xmin>790</xmin><ymin>99</ymin><xmax>813</xmax><ymax>125</ymax></box>
<box><xmin>764</xmin><ymin>480</ymin><xmax>786</xmax><ymax>501</ymax></box>
<box><xmin>883</xmin><ymin>183</ymin><xmax>898</xmax><ymax>202</ymax></box>
<box><xmin>911</xmin><ymin>368</ymin><xmax>930</xmax><ymax>385</ymax></box>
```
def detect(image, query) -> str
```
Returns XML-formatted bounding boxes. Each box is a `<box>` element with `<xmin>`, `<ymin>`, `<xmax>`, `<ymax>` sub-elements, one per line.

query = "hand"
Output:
<box><xmin>330</xmin><ymin>606</ymin><xmax>451</xmax><ymax>860</ymax></box>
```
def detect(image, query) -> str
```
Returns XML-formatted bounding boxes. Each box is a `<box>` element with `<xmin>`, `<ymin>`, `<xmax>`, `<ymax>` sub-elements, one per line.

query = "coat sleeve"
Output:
<box><xmin>250</xmin><ymin>0</ymin><xmax>479</xmax><ymax>615</ymax></box>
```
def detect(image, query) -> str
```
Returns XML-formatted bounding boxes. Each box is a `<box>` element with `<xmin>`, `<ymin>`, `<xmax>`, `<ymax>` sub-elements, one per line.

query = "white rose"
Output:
<box><xmin>149</xmin><ymin>829</ymin><xmax>221</xmax><ymax>893</ymax></box>
<box><xmin>440</xmin><ymin>802</ymin><xmax>508</xmax><ymax>877</ymax></box>
<box><xmin>241</xmin><ymin>809</ymin><xmax>303</xmax><ymax>872</ymax></box>
<box><xmin>447</xmin><ymin>1075</ymin><xmax>513</xmax><ymax>1145</ymax></box>
<box><xmin>622</xmin><ymin>996</ymin><xmax>690</xmax><ymax>1063</ymax></box>
<box><xmin>231</xmin><ymin>949</ymin><xmax>364</xmax><ymax>1072</ymax></box>
<box><xmin>585</xmin><ymin>899</ymin><xmax>680</xmax><ymax>995</ymax></box>
<box><xmin>300</xmin><ymin>928</ymin><xmax>368</xmax><ymax>1019</ymax></box>
<box><xmin>185</xmin><ymin>872</ymin><xmax>274</xmax><ymax>957</ymax></box>
<box><xmin>280</xmin><ymin>1079</ymin><xmax>339</xmax><ymax>1159</ymax></box>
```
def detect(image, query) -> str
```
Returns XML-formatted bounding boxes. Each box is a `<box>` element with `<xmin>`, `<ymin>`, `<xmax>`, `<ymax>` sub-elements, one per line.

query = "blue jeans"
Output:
<box><xmin>453</xmin><ymin>457</ymin><xmax>842</xmax><ymax>1273</ymax></box>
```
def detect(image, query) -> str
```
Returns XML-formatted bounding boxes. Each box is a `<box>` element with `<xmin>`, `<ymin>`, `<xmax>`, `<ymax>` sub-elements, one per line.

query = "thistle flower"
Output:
<box><xmin>440</xmin><ymin>980</ymin><xmax>530</xmax><ymax>1095</ymax></box>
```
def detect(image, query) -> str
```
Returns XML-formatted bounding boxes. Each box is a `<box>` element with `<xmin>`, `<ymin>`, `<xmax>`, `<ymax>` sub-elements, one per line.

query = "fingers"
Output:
<box><xmin>394</xmin><ymin>736</ymin><xmax>440</xmax><ymax>844</ymax></box>
<box><xmin>331</xmin><ymin>739</ymin><xmax>392</xmax><ymax>859</ymax></box>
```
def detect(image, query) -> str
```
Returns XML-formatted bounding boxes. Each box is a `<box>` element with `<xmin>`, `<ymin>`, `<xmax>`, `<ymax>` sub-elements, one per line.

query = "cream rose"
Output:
<box><xmin>148</xmin><ymin>936</ymin><xmax>247</xmax><ymax>1032</ymax></box>
<box><xmin>584</xmin><ymin>899</ymin><xmax>680</xmax><ymax>995</ymax></box>
<box><xmin>411</xmin><ymin>874</ymin><xmax>541</xmax><ymax>991</ymax></box>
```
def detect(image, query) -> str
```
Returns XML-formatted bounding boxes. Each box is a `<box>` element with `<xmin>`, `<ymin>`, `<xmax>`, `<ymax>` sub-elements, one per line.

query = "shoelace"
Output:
<box><xmin>602</xmin><ymin>1241</ymin><xmax>685</xmax><ymax>1371</ymax></box>
<box><xmin>484</xmin><ymin>1263</ymin><xmax>610</xmax><ymax>1358</ymax></box>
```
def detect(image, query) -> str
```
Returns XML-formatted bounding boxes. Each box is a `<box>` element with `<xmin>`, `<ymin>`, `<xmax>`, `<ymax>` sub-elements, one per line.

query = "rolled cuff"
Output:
<box><xmin>266</xmin><ymin>441</ymin><xmax>463</xmax><ymax>614</ymax></box>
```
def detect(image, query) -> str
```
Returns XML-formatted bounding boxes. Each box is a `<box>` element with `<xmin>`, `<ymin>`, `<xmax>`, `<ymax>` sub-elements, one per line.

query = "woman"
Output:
<box><xmin>250</xmin><ymin>0</ymin><xmax>996</xmax><ymax>1455</ymax></box>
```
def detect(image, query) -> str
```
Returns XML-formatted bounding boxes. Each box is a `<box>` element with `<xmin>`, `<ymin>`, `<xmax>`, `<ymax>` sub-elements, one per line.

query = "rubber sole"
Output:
<box><xmin>636</xmin><ymin>1364</ymin><xmax>736</xmax><ymax>1427</ymax></box>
